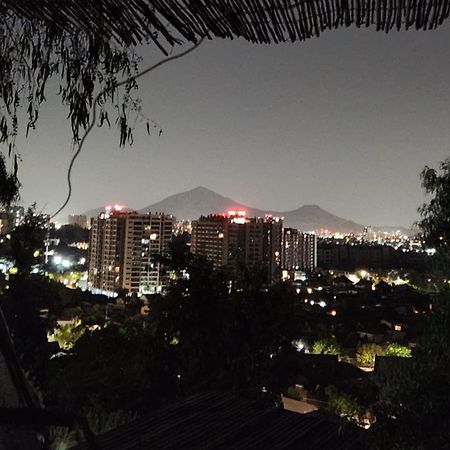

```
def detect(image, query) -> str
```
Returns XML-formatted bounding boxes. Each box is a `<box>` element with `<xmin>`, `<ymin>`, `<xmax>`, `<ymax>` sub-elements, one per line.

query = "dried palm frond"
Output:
<box><xmin>2</xmin><ymin>0</ymin><xmax>449</xmax><ymax>48</ymax></box>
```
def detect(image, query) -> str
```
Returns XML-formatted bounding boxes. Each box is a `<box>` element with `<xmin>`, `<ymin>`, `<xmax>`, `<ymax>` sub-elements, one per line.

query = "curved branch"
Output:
<box><xmin>51</xmin><ymin>37</ymin><xmax>205</xmax><ymax>219</ymax></box>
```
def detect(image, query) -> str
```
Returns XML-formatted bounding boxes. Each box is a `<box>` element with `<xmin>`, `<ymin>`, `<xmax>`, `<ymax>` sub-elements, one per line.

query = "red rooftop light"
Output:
<box><xmin>105</xmin><ymin>204</ymin><xmax>125</xmax><ymax>212</ymax></box>
<box><xmin>227</xmin><ymin>210</ymin><xmax>246</xmax><ymax>217</ymax></box>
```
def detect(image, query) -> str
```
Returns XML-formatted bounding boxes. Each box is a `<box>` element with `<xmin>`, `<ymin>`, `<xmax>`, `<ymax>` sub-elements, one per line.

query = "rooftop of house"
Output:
<box><xmin>71</xmin><ymin>391</ymin><xmax>367</xmax><ymax>449</ymax></box>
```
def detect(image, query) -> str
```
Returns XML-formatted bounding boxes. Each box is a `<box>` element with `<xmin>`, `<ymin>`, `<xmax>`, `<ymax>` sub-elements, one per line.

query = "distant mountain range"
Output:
<box><xmin>83</xmin><ymin>186</ymin><xmax>413</xmax><ymax>234</ymax></box>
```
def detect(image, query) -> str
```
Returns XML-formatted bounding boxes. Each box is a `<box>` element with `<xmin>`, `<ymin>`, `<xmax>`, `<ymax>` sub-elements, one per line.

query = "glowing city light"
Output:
<box><xmin>292</xmin><ymin>340</ymin><xmax>305</xmax><ymax>352</ymax></box>
<box><xmin>227</xmin><ymin>210</ymin><xmax>246</xmax><ymax>217</ymax></box>
<box><xmin>105</xmin><ymin>204</ymin><xmax>125</xmax><ymax>212</ymax></box>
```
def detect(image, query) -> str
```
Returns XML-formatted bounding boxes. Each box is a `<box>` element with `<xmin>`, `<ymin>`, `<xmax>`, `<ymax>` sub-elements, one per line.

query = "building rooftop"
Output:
<box><xmin>72</xmin><ymin>392</ymin><xmax>366</xmax><ymax>449</ymax></box>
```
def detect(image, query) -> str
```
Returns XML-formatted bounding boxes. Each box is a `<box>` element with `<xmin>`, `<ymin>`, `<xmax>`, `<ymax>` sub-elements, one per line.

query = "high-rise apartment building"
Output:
<box><xmin>88</xmin><ymin>207</ymin><xmax>174</xmax><ymax>295</ymax></box>
<box><xmin>191</xmin><ymin>211</ymin><xmax>282</xmax><ymax>283</ymax></box>
<box><xmin>300</xmin><ymin>231</ymin><xmax>317</xmax><ymax>271</ymax></box>
<box><xmin>190</xmin><ymin>214</ymin><xmax>228</xmax><ymax>268</ymax></box>
<box><xmin>69</xmin><ymin>214</ymin><xmax>88</xmax><ymax>229</ymax></box>
<box><xmin>282</xmin><ymin>228</ymin><xmax>317</xmax><ymax>272</ymax></box>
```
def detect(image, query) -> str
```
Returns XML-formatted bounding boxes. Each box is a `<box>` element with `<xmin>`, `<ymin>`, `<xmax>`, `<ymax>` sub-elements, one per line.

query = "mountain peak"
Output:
<box><xmin>139</xmin><ymin>186</ymin><xmax>246</xmax><ymax>218</ymax></box>
<box><xmin>299</xmin><ymin>204</ymin><xmax>322</xmax><ymax>210</ymax></box>
<box><xmin>189</xmin><ymin>186</ymin><xmax>216</xmax><ymax>194</ymax></box>
<box><xmin>136</xmin><ymin>189</ymin><xmax>364</xmax><ymax>232</ymax></box>
<box><xmin>84</xmin><ymin>188</ymin><xmax>366</xmax><ymax>233</ymax></box>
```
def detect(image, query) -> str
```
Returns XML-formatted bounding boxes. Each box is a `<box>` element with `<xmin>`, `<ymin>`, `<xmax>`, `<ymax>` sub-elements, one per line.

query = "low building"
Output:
<box><xmin>318</xmin><ymin>241</ymin><xmax>428</xmax><ymax>271</ymax></box>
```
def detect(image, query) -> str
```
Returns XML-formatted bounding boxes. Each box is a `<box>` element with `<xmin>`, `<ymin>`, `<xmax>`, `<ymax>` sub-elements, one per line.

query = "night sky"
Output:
<box><xmin>12</xmin><ymin>24</ymin><xmax>450</xmax><ymax>227</ymax></box>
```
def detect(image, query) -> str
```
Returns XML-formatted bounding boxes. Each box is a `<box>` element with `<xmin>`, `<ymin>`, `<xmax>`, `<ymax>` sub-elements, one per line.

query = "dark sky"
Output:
<box><xmin>13</xmin><ymin>25</ymin><xmax>450</xmax><ymax>226</ymax></box>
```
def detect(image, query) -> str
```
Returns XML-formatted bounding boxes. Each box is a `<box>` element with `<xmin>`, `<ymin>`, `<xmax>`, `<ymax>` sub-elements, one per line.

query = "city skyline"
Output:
<box><xmin>11</xmin><ymin>25</ymin><xmax>450</xmax><ymax>227</ymax></box>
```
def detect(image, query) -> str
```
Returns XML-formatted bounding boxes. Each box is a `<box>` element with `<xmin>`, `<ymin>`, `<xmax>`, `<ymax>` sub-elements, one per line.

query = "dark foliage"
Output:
<box><xmin>167</xmin><ymin>232</ymin><xmax>191</xmax><ymax>272</ymax></box>
<box><xmin>418</xmin><ymin>158</ymin><xmax>450</xmax><ymax>262</ymax></box>
<box><xmin>45</xmin><ymin>318</ymin><xmax>178</xmax><ymax>413</ymax></box>
<box><xmin>0</xmin><ymin>274</ymin><xmax>58</xmax><ymax>381</ymax></box>
<box><xmin>51</xmin><ymin>224</ymin><xmax>89</xmax><ymax>246</ymax></box>
<box><xmin>150</xmin><ymin>257</ymin><xmax>300</xmax><ymax>396</ymax></box>
<box><xmin>0</xmin><ymin>273</ymin><xmax>112</xmax><ymax>387</ymax></box>
<box><xmin>154</xmin><ymin>232</ymin><xmax>192</xmax><ymax>274</ymax></box>
<box><xmin>0</xmin><ymin>205</ymin><xmax>46</xmax><ymax>272</ymax></box>
<box><xmin>44</xmin><ymin>257</ymin><xmax>303</xmax><ymax>416</ymax></box>
<box><xmin>0</xmin><ymin>152</ymin><xmax>20</xmax><ymax>207</ymax></box>
<box><xmin>0</xmin><ymin>13</ymin><xmax>148</xmax><ymax>152</ymax></box>
<box><xmin>370</xmin><ymin>288</ymin><xmax>450</xmax><ymax>449</ymax></box>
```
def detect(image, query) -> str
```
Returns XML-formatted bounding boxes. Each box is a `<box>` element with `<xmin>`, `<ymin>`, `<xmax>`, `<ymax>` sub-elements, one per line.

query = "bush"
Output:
<box><xmin>356</xmin><ymin>343</ymin><xmax>384</xmax><ymax>368</ymax></box>
<box><xmin>49</xmin><ymin>405</ymin><xmax>136</xmax><ymax>449</ymax></box>
<box><xmin>50</xmin><ymin>320</ymin><xmax>86</xmax><ymax>350</ymax></box>
<box><xmin>325</xmin><ymin>385</ymin><xmax>362</xmax><ymax>419</ymax></box>
<box><xmin>384</xmin><ymin>343</ymin><xmax>412</xmax><ymax>358</ymax></box>
<box><xmin>310</xmin><ymin>338</ymin><xmax>341</xmax><ymax>355</ymax></box>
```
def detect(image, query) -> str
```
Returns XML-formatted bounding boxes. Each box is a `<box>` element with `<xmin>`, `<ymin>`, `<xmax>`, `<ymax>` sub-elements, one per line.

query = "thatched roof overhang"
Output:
<box><xmin>2</xmin><ymin>0</ymin><xmax>450</xmax><ymax>53</ymax></box>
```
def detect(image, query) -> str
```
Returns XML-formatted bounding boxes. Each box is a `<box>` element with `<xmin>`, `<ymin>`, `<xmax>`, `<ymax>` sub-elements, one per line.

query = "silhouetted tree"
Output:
<box><xmin>0</xmin><ymin>274</ymin><xmax>58</xmax><ymax>382</ymax></box>
<box><xmin>0</xmin><ymin>152</ymin><xmax>19</xmax><ymax>207</ymax></box>
<box><xmin>45</xmin><ymin>257</ymin><xmax>304</xmax><ymax>415</ymax></box>
<box><xmin>371</xmin><ymin>288</ymin><xmax>450</xmax><ymax>449</ymax></box>
<box><xmin>45</xmin><ymin>317</ymin><xmax>179</xmax><ymax>414</ymax></box>
<box><xmin>149</xmin><ymin>257</ymin><xmax>300</xmax><ymax>398</ymax></box>
<box><xmin>0</xmin><ymin>204</ymin><xmax>46</xmax><ymax>272</ymax></box>
<box><xmin>418</xmin><ymin>158</ymin><xmax>450</xmax><ymax>265</ymax></box>
<box><xmin>51</xmin><ymin>224</ymin><xmax>89</xmax><ymax>246</ymax></box>
<box><xmin>166</xmin><ymin>232</ymin><xmax>191</xmax><ymax>272</ymax></box>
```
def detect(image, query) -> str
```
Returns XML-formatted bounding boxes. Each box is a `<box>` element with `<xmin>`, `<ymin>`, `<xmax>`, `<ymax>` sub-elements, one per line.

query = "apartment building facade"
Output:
<box><xmin>282</xmin><ymin>228</ymin><xmax>317</xmax><ymax>272</ymax></box>
<box><xmin>88</xmin><ymin>207</ymin><xmax>174</xmax><ymax>295</ymax></box>
<box><xmin>191</xmin><ymin>211</ymin><xmax>282</xmax><ymax>283</ymax></box>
